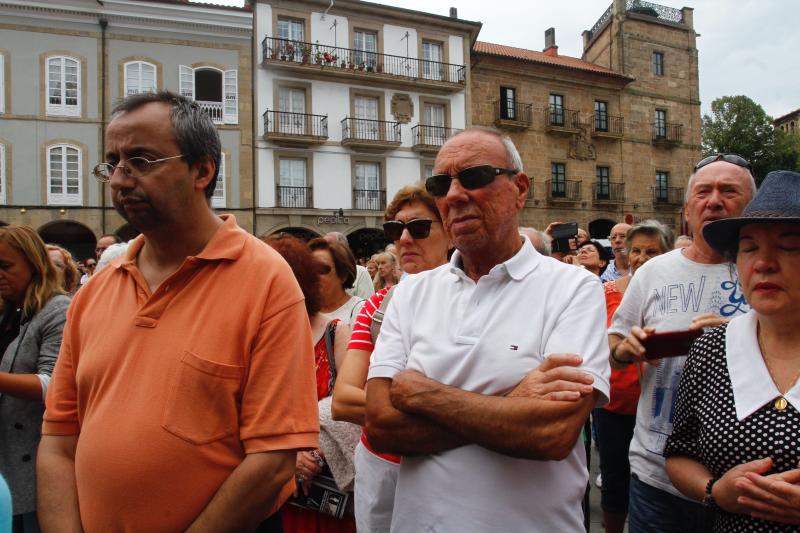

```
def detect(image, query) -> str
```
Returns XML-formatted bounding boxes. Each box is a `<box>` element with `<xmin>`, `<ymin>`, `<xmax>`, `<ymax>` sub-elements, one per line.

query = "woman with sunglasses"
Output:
<box><xmin>309</xmin><ymin>238</ymin><xmax>365</xmax><ymax>328</ymax></box>
<box><xmin>0</xmin><ymin>226</ymin><xmax>70</xmax><ymax>532</ymax></box>
<box><xmin>664</xmin><ymin>171</ymin><xmax>800</xmax><ymax>531</ymax></box>
<box><xmin>332</xmin><ymin>184</ymin><xmax>450</xmax><ymax>533</ymax></box>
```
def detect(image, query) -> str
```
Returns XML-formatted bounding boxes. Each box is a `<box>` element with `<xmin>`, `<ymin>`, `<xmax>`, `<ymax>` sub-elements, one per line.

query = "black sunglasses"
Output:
<box><xmin>383</xmin><ymin>218</ymin><xmax>437</xmax><ymax>241</ymax></box>
<box><xmin>694</xmin><ymin>153</ymin><xmax>752</xmax><ymax>173</ymax></box>
<box><xmin>425</xmin><ymin>165</ymin><xmax>518</xmax><ymax>197</ymax></box>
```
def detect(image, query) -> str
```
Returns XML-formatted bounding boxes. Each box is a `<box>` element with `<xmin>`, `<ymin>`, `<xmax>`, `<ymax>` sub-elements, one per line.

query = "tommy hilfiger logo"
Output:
<box><xmin>509</xmin><ymin>345</ymin><xmax>519</xmax><ymax>351</ymax></box>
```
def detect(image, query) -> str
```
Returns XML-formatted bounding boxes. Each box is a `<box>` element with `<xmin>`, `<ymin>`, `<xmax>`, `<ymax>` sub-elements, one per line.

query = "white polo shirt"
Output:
<box><xmin>368</xmin><ymin>237</ymin><xmax>610</xmax><ymax>533</ymax></box>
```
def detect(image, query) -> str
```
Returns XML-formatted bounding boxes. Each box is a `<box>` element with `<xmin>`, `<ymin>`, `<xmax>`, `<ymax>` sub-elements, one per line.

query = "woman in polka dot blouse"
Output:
<box><xmin>664</xmin><ymin>170</ymin><xmax>800</xmax><ymax>531</ymax></box>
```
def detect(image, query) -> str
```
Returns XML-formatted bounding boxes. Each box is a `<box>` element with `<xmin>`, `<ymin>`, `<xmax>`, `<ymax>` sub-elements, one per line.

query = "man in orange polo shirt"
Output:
<box><xmin>36</xmin><ymin>92</ymin><xmax>319</xmax><ymax>532</ymax></box>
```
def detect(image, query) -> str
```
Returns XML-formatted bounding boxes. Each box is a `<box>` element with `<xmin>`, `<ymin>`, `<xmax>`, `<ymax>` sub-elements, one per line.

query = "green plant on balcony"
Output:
<box><xmin>300</xmin><ymin>44</ymin><xmax>312</xmax><ymax>63</ymax></box>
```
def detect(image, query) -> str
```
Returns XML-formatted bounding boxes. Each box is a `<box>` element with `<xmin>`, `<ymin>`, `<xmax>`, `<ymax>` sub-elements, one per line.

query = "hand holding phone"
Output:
<box><xmin>641</xmin><ymin>329</ymin><xmax>703</xmax><ymax>359</ymax></box>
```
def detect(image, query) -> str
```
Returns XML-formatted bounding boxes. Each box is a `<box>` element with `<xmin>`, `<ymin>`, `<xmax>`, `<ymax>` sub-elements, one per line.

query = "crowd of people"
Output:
<box><xmin>0</xmin><ymin>90</ymin><xmax>799</xmax><ymax>533</ymax></box>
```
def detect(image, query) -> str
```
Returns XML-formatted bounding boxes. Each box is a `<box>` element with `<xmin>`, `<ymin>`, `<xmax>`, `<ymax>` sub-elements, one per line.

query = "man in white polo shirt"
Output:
<box><xmin>364</xmin><ymin>127</ymin><xmax>610</xmax><ymax>532</ymax></box>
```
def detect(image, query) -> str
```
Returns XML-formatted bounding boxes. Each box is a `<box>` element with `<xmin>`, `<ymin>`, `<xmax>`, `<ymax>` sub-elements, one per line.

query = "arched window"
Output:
<box><xmin>124</xmin><ymin>61</ymin><xmax>157</xmax><ymax>96</ymax></box>
<box><xmin>47</xmin><ymin>143</ymin><xmax>82</xmax><ymax>205</ymax></box>
<box><xmin>178</xmin><ymin>65</ymin><xmax>238</xmax><ymax>124</ymax></box>
<box><xmin>46</xmin><ymin>55</ymin><xmax>81</xmax><ymax>116</ymax></box>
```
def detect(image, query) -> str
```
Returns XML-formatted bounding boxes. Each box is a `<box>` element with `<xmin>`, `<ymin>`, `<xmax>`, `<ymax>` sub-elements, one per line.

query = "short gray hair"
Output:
<box><xmin>449</xmin><ymin>126</ymin><xmax>524</xmax><ymax>173</ymax></box>
<box><xmin>625</xmin><ymin>219</ymin><xmax>674</xmax><ymax>255</ymax></box>
<box><xmin>519</xmin><ymin>227</ymin><xmax>552</xmax><ymax>256</ymax></box>
<box><xmin>325</xmin><ymin>231</ymin><xmax>349</xmax><ymax>247</ymax></box>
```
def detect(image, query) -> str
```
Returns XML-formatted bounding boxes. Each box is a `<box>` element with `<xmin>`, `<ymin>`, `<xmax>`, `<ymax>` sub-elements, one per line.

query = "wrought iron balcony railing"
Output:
<box><xmin>197</xmin><ymin>100</ymin><xmax>223</xmax><ymax>124</ymax></box>
<box><xmin>592</xmin><ymin>114</ymin><xmax>624</xmax><ymax>137</ymax></box>
<box><xmin>547</xmin><ymin>107</ymin><xmax>581</xmax><ymax>130</ymax></box>
<box><xmin>341</xmin><ymin>118</ymin><xmax>401</xmax><ymax>144</ymax></box>
<box><xmin>263</xmin><ymin>110</ymin><xmax>328</xmax><ymax>139</ymax></box>
<box><xmin>653</xmin><ymin>122</ymin><xmax>682</xmax><ymax>143</ymax></box>
<box><xmin>276</xmin><ymin>186</ymin><xmax>313</xmax><ymax>208</ymax></box>
<box><xmin>547</xmin><ymin>179</ymin><xmax>582</xmax><ymax>201</ymax></box>
<box><xmin>353</xmin><ymin>189</ymin><xmax>386</xmax><ymax>211</ymax></box>
<box><xmin>653</xmin><ymin>186</ymin><xmax>684</xmax><ymax>205</ymax></box>
<box><xmin>412</xmin><ymin>124</ymin><xmax>455</xmax><ymax>148</ymax></box>
<box><xmin>262</xmin><ymin>37</ymin><xmax>466</xmax><ymax>85</ymax></box>
<box><xmin>495</xmin><ymin>99</ymin><xmax>533</xmax><ymax>126</ymax></box>
<box><xmin>593</xmin><ymin>182</ymin><xmax>625</xmax><ymax>202</ymax></box>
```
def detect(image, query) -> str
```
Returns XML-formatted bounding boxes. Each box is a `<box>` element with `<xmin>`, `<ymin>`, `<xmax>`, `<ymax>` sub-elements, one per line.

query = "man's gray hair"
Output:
<box><xmin>624</xmin><ymin>219</ymin><xmax>675</xmax><ymax>255</ymax></box>
<box><xmin>449</xmin><ymin>126</ymin><xmax>524</xmax><ymax>173</ymax></box>
<box><xmin>325</xmin><ymin>231</ymin><xmax>349</xmax><ymax>248</ymax></box>
<box><xmin>519</xmin><ymin>227</ymin><xmax>552</xmax><ymax>256</ymax></box>
<box><xmin>685</xmin><ymin>164</ymin><xmax>757</xmax><ymax>203</ymax></box>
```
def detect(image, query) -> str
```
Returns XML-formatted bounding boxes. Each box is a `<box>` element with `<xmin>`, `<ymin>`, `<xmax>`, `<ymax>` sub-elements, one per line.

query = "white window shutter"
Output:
<box><xmin>179</xmin><ymin>65</ymin><xmax>194</xmax><ymax>100</ymax></box>
<box><xmin>223</xmin><ymin>69</ymin><xmax>238</xmax><ymax>124</ymax></box>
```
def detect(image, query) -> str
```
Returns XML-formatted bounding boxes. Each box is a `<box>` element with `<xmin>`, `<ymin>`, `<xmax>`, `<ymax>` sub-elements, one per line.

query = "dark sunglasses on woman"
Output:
<box><xmin>382</xmin><ymin>218</ymin><xmax>438</xmax><ymax>241</ymax></box>
<box><xmin>425</xmin><ymin>165</ymin><xmax>518</xmax><ymax>197</ymax></box>
<box><xmin>693</xmin><ymin>153</ymin><xmax>752</xmax><ymax>173</ymax></box>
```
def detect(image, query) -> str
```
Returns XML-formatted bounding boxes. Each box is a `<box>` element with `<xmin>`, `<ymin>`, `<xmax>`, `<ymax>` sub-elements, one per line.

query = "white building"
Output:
<box><xmin>253</xmin><ymin>0</ymin><xmax>480</xmax><ymax>257</ymax></box>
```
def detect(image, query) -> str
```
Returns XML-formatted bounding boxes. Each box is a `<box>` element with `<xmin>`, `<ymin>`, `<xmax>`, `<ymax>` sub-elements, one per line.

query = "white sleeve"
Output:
<box><xmin>542</xmin><ymin>274</ymin><xmax>611</xmax><ymax>405</ymax></box>
<box><xmin>367</xmin><ymin>283</ymin><xmax>409</xmax><ymax>380</ymax></box>
<box><xmin>608</xmin><ymin>269</ymin><xmax>647</xmax><ymax>338</ymax></box>
<box><xmin>37</xmin><ymin>373</ymin><xmax>52</xmax><ymax>400</ymax></box>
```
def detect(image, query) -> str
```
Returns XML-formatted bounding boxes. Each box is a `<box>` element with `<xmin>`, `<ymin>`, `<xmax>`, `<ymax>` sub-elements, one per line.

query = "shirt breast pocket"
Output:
<box><xmin>162</xmin><ymin>350</ymin><xmax>245</xmax><ymax>445</ymax></box>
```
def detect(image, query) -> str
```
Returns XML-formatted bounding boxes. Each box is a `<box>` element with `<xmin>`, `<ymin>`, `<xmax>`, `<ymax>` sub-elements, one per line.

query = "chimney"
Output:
<box><xmin>543</xmin><ymin>27</ymin><xmax>558</xmax><ymax>56</ymax></box>
<box><xmin>449</xmin><ymin>7</ymin><xmax>457</xmax><ymax>18</ymax></box>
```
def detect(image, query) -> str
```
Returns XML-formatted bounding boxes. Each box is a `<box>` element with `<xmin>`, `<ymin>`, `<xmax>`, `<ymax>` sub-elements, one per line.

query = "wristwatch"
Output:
<box><xmin>703</xmin><ymin>476</ymin><xmax>719</xmax><ymax>508</ymax></box>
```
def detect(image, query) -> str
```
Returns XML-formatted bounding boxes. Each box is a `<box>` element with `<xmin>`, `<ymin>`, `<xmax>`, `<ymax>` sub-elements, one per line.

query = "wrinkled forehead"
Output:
<box><xmin>690</xmin><ymin>161</ymin><xmax>752</xmax><ymax>191</ymax></box>
<box><xmin>434</xmin><ymin>132</ymin><xmax>507</xmax><ymax>173</ymax></box>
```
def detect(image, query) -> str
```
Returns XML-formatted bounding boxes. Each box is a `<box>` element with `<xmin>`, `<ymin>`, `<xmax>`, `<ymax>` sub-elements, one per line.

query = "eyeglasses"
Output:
<box><xmin>382</xmin><ymin>218</ymin><xmax>439</xmax><ymax>241</ymax></box>
<box><xmin>92</xmin><ymin>154</ymin><xmax>185</xmax><ymax>182</ymax></box>
<box><xmin>425</xmin><ymin>165</ymin><xmax>518</xmax><ymax>197</ymax></box>
<box><xmin>693</xmin><ymin>153</ymin><xmax>752</xmax><ymax>173</ymax></box>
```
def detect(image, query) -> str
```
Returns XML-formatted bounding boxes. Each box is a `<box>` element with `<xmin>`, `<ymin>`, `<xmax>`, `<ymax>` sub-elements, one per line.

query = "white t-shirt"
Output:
<box><xmin>328</xmin><ymin>295</ymin><xmax>365</xmax><ymax>328</ymax></box>
<box><xmin>609</xmin><ymin>248</ymin><xmax>750</xmax><ymax>497</ymax></box>
<box><xmin>348</xmin><ymin>265</ymin><xmax>375</xmax><ymax>300</ymax></box>
<box><xmin>368</xmin><ymin>237</ymin><xmax>610</xmax><ymax>533</ymax></box>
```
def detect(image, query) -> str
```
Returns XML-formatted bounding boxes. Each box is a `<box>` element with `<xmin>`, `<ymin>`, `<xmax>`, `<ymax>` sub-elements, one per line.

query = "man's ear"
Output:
<box><xmin>192</xmin><ymin>155</ymin><xmax>216</xmax><ymax>193</ymax></box>
<box><xmin>514</xmin><ymin>172</ymin><xmax>530</xmax><ymax>209</ymax></box>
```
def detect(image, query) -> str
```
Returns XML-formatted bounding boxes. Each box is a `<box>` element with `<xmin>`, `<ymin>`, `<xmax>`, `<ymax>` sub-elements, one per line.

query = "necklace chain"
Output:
<box><xmin>758</xmin><ymin>326</ymin><xmax>800</xmax><ymax>396</ymax></box>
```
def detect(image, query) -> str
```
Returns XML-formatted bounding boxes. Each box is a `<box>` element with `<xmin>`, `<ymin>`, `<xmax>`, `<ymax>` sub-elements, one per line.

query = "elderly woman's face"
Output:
<box><xmin>0</xmin><ymin>240</ymin><xmax>34</xmax><ymax>304</ymax></box>
<box><xmin>392</xmin><ymin>201</ymin><xmax>449</xmax><ymax>275</ymax></box>
<box><xmin>48</xmin><ymin>249</ymin><xmax>67</xmax><ymax>272</ymax></box>
<box><xmin>737</xmin><ymin>222</ymin><xmax>800</xmax><ymax>316</ymax></box>
<box><xmin>377</xmin><ymin>257</ymin><xmax>394</xmax><ymax>278</ymax></box>
<box><xmin>628</xmin><ymin>233</ymin><xmax>666</xmax><ymax>274</ymax></box>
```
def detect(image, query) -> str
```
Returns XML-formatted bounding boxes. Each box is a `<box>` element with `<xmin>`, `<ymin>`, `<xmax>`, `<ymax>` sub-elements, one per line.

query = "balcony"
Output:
<box><xmin>353</xmin><ymin>189</ymin><xmax>386</xmax><ymax>211</ymax></box>
<box><xmin>591</xmin><ymin>114</ymin><xmax>624</xmax><ymax>139</ymax></box>
<box><xmin>412</xmin><ymin>125</ymin><xmax>456</xmax><ymax>154</ymax></box>
<box><xmin>494</xmin><ymin>100</ymin><xmax>533</xmax><ymax>130</ymax></box>
<box><xmin>652</xmin><ymin>123</ymin><xmax>682</xmax><ymax>145</ymax></box>
<box><xmin>276</xmin><ymin>186</ymin><xmax>313</xmax><ymax>209</ymax></box>
<box><xmin>197</xmin><ymin>100</ymin><xmax>223</xmax><ymax>124</ymax></box>
<box><xmin>593</xmin><ymin>182</ymin><xmax>625</xmax><ymax>203</ymax></box>
<box><xmin>341</xmin><ymin>118</ymin><xmax>401</xmax><ymax>151</ymax></box>
<box><xmin>652</xmin><ymin>186</ymin><xmax>684</xmax><ymax>206</ymax></box>
<box><xmin>546</xmin><ymin>107</ymin><xmax>581</xmax><ymax>134</ymax></box>
<box><xmin>262</xmin><ymin>37</ymin><xmax>466</xmax><ymax>93</ymax></box>
<box><xmin>263</xmin><ymin>110</ymin><xmax>328</xmax><ymax>146</ymax></box>
<box><xmin>547</xmin><ymin>179</ymin><xmax>582</xmax><ymax>202</ymax></box>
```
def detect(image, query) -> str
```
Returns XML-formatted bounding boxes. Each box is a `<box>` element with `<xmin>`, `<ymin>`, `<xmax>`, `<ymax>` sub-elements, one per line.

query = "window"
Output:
<box><xmin>47</xmin><ymin>144</ymin><xmax>82</xmax><ymax>205</ymax></box>
<box><xmin>277</xmin><ymin>17</ymin><xmax>305</xmax><ymax>61</ymax></box>
<box><xmin>549</xmin><ymin>94</ymin><xmax>564</xmax><ymax>126</ymax></box>
<box><xmin>596</xmin><ymin>166</ymin><xmax>610</xmax><ymax>199</ymax></box>
<box><xmin>278</xmin><ymin>87</ymin><xmax>306</xmax><ymax>134</ymax></box>
<box><xmin>594</xmin><ymin>101</ymin><xmax>608</xmax><ymax>132</ymax></box>
<box><xmin>500</xmin><ymin>87</ymin><xmax>517</xmax><ymax>120</ymax></box>
<box><xmin>278</xmin><ymin>158</ymin><xmax>309</xmax><ymax>208</ymax></box>
<box><xmin>0</xmin><ymin>144</ymin><xmax>6</xmax><ymax>204</ymax></box>
<box><xmin>353</xmin><ymin>95</ymin><xmax>380</xmax><ymax>139</ymax></box>
<box><xmin>422</xmin><ymin>40</ymin><xmax>444</xmax><ymax>80</ymax></box>
<box><xmin>124</xmin><ymin>61</ymin><xmax>156</xmax><ymax>96</ymax></box>
<box><xmin>47</xmin><ymin>56</ymin><xmax>80</xmax><ymax>116</ymax></box>
<box><xmin>551</xmin><ymin>162</ymin><xmax>566</xmax><ymax>197</ymax></box>
<box><xmin>655</xmin><ymin>171</ymin><xmax>669</xmax><ymax>202</ymax></box>
<box><xmin>655</xmin><ymin>109</ymin><xmax>667</xmax><ymax>138</ymax></box>
<box><xmin>354</xmin><ymin>30</ymin><xmax>378</xmax><ymax>68</ymax></box>
<box><xmin>355</xmin><ymin>161</ymin><xmax>381</xmax><ymax>210</ymax></box>
<box><xmin>652</xmin><ymin>51</ymin><xmax>664</xmax><ymax>76</ymax></box>
<box><xmin>179</xmin><ymin>66</ymin><xmax>237</xmax><ymax>124</ymax></box>
<box><xmin>422</xmin><ymin>102</ymin><xmax>447</xmax><ymax>145</ymax></box>
<box><xmin>211</xmin><ymin>154</ymin><xmax>226</xmax><ymax>208</ymax></box>
<box><xmin>422</xmin><ymin>163</ymin><xmax>435</xmax><ymax>179</ymax></box>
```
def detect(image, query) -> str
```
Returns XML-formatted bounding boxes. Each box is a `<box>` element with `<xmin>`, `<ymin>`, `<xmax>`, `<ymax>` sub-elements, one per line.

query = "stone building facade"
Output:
<box><xmin>471</xmin><ymin>0</ymin><xmax>700</xmax><ymax>237</ymax></box>
<box><xmin>774</xmin><ymin>108</ymin><xmax>800</xmax><ymax>135</ymax></box>
<box><xmin>0</xmin><ymin>0</ymin><xmax>252</xmax><ymax>259</ymax></box>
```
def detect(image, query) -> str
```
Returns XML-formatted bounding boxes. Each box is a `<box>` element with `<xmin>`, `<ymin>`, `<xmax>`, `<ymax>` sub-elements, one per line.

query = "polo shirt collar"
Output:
<box><xmin>726</xmin><ymin>310</ymin><xmax>800</xmax><ymax>420</ymax></box>
<box><xmin>448</xmin><ymin>235</ymin><xmax>540</xmax><ymax>281</ymax></box>
<box><xmin>114</xmin><ymin>214</ymin><xmax>245</xmax><ymax>269</ymax></box>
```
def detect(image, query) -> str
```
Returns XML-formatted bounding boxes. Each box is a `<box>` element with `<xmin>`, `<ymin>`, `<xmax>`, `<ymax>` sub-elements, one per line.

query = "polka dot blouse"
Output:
<box><xmin>665</xmin><ymin>324</ymin><xmax>800</xmax><ymax>532</ymax></box>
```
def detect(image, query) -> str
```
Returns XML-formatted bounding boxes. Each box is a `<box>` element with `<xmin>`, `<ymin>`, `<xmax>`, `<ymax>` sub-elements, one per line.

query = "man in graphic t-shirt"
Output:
<box><xmin>609</xmin><ymin>154</ymin><xmax>756</xmax><ymax>533</ymax></box>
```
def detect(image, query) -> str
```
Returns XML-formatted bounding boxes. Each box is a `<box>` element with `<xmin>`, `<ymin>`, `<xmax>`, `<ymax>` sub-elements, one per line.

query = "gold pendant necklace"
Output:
<box><xmin>758</xmin><ymin>325</ymin><xmax>800</xmax><ymax>412</ymax></box>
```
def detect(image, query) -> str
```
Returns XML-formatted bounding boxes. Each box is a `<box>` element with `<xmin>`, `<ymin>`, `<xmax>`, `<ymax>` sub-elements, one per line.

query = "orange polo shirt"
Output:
<box><xmin>43</xmin><ymin>215</ymin><xmax>319</xmax><ymax>532</ymax></box>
